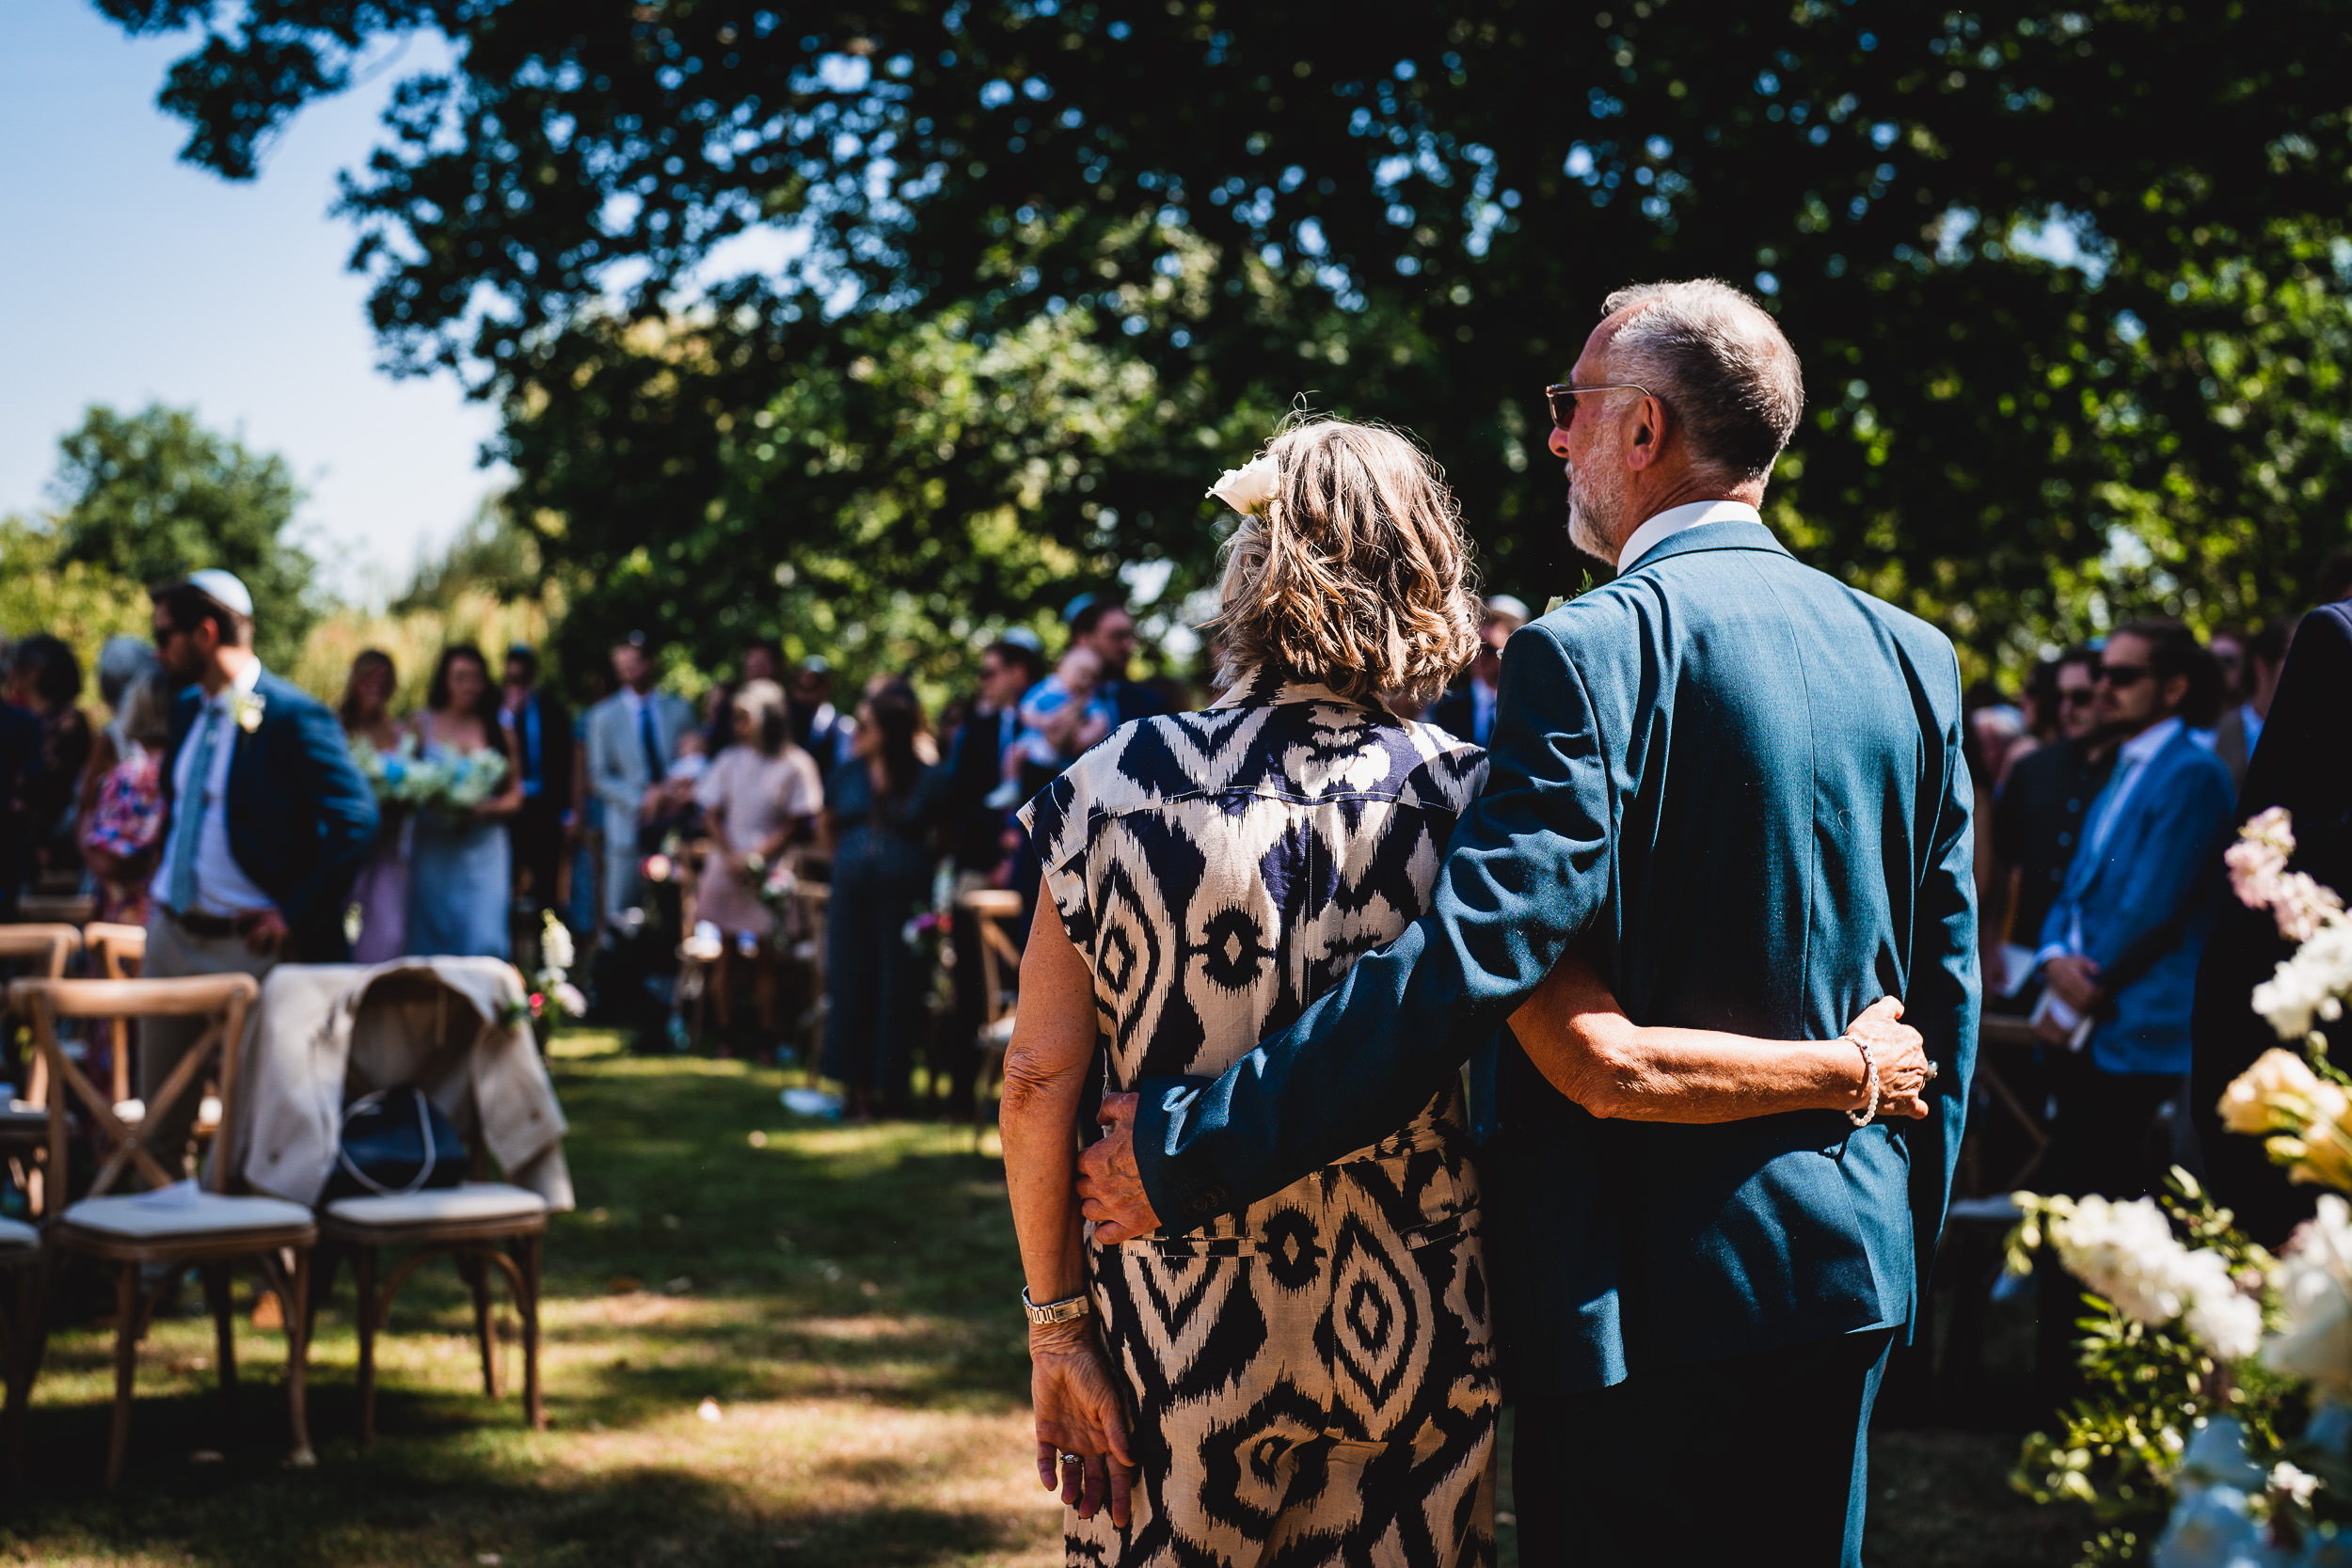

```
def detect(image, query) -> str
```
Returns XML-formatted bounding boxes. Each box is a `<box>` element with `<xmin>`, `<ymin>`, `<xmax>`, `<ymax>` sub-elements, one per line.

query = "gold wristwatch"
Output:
<box><xmin>1023</xmin><ymin>1287</ymin><xmax>1091</xmax><ymax>1325</ymax></box>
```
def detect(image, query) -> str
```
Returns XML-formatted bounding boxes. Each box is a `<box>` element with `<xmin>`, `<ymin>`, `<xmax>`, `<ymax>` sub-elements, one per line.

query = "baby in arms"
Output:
<box><xmin>987</xmin><ymin>645</ymin><xmax>1116</xmax><ymax>808</ymax></box>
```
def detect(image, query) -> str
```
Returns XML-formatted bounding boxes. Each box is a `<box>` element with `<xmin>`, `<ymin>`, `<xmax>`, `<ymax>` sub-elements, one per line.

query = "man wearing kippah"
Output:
<box><xmin>143</xmin><ymin>569</ymin><xmax>377</xmax><ymax>1174</ymax></box>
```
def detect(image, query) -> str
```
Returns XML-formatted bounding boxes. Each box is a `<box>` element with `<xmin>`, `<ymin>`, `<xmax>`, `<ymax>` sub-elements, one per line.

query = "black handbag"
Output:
<box><xmin>326</xmin><ymin>1085</ymin><xmax>469</xmax><ymax>1200</ymax></box>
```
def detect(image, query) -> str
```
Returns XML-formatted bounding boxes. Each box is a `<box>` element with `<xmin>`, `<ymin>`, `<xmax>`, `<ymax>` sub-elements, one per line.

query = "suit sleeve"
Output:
<box><xmin>1131</xmin><ymin>621</ymin><xmax>1617</xmax><ymax>1228</ymax></box>
<box><xmin>2084</xmin><ymin>761</ymin><xmax>2237</xmax><ymax>988</ymax></box>
<box><xmin>280</xmin><ymin>697</ymin><xmax>380</xmax><ymax>929</ymax></box>
<box><xmin>1909</xmin><ymin>700</ymin><xmax>1981</xmax><ymax>1302</ymax></box>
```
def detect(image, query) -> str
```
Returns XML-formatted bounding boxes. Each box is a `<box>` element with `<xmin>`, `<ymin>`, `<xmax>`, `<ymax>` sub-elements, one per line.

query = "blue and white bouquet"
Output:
<box><xmin>351</xmin><ymin>734</ymin><xmax>509</xmax><ymax>819</ymax></box>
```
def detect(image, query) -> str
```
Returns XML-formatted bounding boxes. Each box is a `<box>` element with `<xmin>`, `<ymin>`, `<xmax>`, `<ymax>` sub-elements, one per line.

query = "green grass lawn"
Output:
<box><xmin>1</xmin><ymin>1032</ymin><xmax>2087</xmax><ymax>1566</ymax></box>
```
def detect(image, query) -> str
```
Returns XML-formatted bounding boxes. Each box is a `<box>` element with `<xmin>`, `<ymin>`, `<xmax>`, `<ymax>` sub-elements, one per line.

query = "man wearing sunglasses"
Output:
<box><xmin>2031</xmin><ymin>620</ymin><xmax>2235</xmax><ymax>1202</ymax></box>
<box><xmin>1081</xmin><ymin>278</ymin><xmax>1978</xmax><ymax>1566</ymax></box>
<box><xmin>1990</xmin><ymin>648</ymin><xmax>2116</xmax><ymax>996</ymax></box>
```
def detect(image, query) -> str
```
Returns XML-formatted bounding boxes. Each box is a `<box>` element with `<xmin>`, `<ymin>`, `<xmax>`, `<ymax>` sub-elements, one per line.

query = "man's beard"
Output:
<box><xmin>1565</xmin><ymin>459</ymin><xmax>1626</xmax><ymax>562</ymax></box>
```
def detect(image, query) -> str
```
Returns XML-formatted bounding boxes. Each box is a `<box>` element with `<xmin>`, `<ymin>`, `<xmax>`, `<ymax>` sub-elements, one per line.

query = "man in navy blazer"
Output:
<box><xmin>144</xmin><ymin>571</ymin><xmax>377</xmax><ymax>1171</ymax></box>
<box><xmin>1074</xmin><ymin>281</ymin><xmax>1978</xmax><ymax>1565</ymax></box>
<box><xmin>2033</xmin><ymin>621</ymin><xmax>2236</xmax><ymax>1197</ymax></box>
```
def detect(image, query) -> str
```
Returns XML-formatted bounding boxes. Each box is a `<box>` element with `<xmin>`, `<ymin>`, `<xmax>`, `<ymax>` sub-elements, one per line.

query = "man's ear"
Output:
<box><xmin>1626</xmin><ymin>395</ymin><xmax>1667</xmax><ymax>470</ymax></box>
<box><xmin>2162</xmin><ymin>673</ymin><xmax>2190</xmax><ymax>714</ymax></box>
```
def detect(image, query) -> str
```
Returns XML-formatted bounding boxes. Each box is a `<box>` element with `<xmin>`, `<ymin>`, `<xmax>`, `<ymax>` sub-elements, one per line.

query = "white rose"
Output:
<box><xmin>2266</xmin><ymin>1195</ymin><xmax>2352</xmax><ymax>1400</ymax></box>
<box><xmin>1206</xmin><ymin>453</ymin><xmax>1280</xmax><ymax>516</ymax></box>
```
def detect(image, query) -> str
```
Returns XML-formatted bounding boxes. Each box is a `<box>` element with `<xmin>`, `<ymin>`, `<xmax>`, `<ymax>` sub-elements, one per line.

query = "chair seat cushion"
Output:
<box><xmin>64</xmin><ymin>1190</ymin><xmax>315</xmax><ymax>1240</ymax></box>
<box><xmin>0</xmin><ymin>1214</ymin><xmax>36</xmax><ymax>1251</ymax></box>
<box><xmin>325</xmin><ymin>1181</ymin><xmax>548</xmax><ymax>1229</ymax></box>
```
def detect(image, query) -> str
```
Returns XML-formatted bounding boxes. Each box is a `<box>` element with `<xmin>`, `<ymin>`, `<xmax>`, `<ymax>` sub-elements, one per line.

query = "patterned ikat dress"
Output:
<box><xmin>1020</xmin><ymin>670</ymin><xmax>1500</xmax><ymax>1568</ymax></box>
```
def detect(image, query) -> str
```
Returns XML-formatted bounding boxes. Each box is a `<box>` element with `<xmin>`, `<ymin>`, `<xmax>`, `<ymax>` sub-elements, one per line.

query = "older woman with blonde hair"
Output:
<box><xmin>997</xmin><ymin>417</ymin><xmax>1933</xmax><ymax>1566</ymax></box>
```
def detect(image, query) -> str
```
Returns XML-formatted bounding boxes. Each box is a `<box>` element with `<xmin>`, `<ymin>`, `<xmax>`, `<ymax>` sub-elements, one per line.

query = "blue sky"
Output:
<box><xmin>1</xmin><ymin>4</ymin><xmax>501</xmax><ymax>604</ymax></box>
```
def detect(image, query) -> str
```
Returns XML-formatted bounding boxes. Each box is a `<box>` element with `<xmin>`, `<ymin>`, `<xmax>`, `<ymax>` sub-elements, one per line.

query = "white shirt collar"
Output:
<box><xmin>1616</xmin><ymin>499</ymin><xmax>1766</xmax><ymax>573</ymax></box>
<box><xmin>2117</xmin><ymin>714</ymin><xmax>2183</xmax><ymax>768</ymax></box>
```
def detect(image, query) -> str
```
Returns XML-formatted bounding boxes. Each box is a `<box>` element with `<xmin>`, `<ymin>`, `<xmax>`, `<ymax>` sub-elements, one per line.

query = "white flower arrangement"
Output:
<box><xmin>1206</xmin><ymin>452</ymin><xmax>1279</xmax><ymax>517</ymax></box>
<box><xmin>2229</xmin><ymin>806</ymin><xmax>2352</xmax><ymax>1041</ymax></box>
<box><xmin>2014</xmin><ymin>1193</ymin><xmax>2264</xmax><ymax>1360</ymax></box>
<box><xmin>2267</xmin><ymin>1196</ymin><xmax>2352</xmax><ymax>1402</ymax></box>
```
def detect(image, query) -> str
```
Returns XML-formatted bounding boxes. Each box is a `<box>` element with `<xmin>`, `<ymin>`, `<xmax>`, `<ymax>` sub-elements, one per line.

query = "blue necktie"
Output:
<box><xmin>638</xmin><ymin>700</ymin><xmax>664</xmax><ymax>780</ymax></box>
<box><xmin>165</xmin><ymin>704</ymin><xmax>224</xmax><ymax>914</ymax></box>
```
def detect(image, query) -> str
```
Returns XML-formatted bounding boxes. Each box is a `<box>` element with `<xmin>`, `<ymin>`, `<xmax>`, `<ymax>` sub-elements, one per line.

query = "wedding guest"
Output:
<box><xmin>2209</xmin><ymin>625</ymin><xmax>2249</xmax><ymax>711</ymax></box>
<box><xmin>741</xmin><ymin>640</ymin><xmax>784</xmax><ymax>686</ymax></box>
<box><xmin>988</xmin><ymin>645</ymin><xmax>1112</xmax><ymax>809</ymax></box>
<box><xmin>819</xmin><ymin>682</ymin><xmax>943</xmax><ymax>1120</ymax></box>
<box><xmin>72</xmin><ymin>635</ymin><xmax>158</xmax><ymax>840</ymax></box>
<box><xmin>1428</xmin><ymin>594</ymin><xmax>1531</xmax><ymax>745</ymax></box>
<box><xmin>9</xmin><ymin>633</ymin><xmax>94</xmax><ymax>882</ymax></box>
<box><xmin>939</xmin><ymin>637</ymin><xmax>1045</xmax><ymax>1117</ymax></box>
<box><xmin>694</xmin><ymin>679</ymin><xmax>823</xmax><ymax>1055</ymax></box>
<box><xmin>405</xmin><ymin>643</ymin><xmax>524</xmax><ymax>959</ymax></box>
<box><xmin>1065</xmin><ymin>598</ymin><xmax>1167</xmax><ymax>727</ymax></box>
<box><xmin>2192</xmin><ymin>594</ymin><xmax>2352</xmax><ymax>1243</ymax></box>
<box><xmin>500</xmin><ymin>643</ymin><xmax>573</xmax><ymax>918</ymax></box>
<box><xmin>1005</xmin><ymin>417</ymin><xmax>1939</xmax><ymax>1559</ymax></box>
<box><xmin>341</xmin><ymin>649</ymin><xmax>410</xmax><ymax>963</ymax></box>
<box><xmin>2032</xmin><ymin>620</ymin><xmax>2235</xmax><ymax>1200</ymax></box>
<box><xmin>146</xmin><ymin>569</ymin><xmax>376</xmax><ymax>1169</ymax></box>
<box><xmin>1990</xmin><ymin>647</ymin><xmax>2115</xmax><ymax>998</ymax></box>
<box><xmin>583</xmin><ymin>633</ymin><xmax>693</xmax><ymax>928</ymax></box>
<box><xmin>79</xmin><ymin>669</ymin><xmax>172</xmax><ymax>927</ymax></box>
<box><xmin>788</xmin><ymin>657</ymin><xmax>857</xmax><ymax>780</ymax></box>
<box><xmin>2211</xmin><ymin>616</ymin><xmax>2291</xmax><ymax>793</ymax></box>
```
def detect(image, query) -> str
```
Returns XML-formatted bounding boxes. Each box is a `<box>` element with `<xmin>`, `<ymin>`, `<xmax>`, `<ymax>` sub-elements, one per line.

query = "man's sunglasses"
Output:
<box><xmin>2096</xmin><ymin>663</ymin><xmax>2156</xmax><ymax>688</ymax></box>
<box><xmin>1545</xmin><ymin>382</ymin><xmax>1656</xmax><ymax>430</ymax></box>
<box><xmin>2058</xmin><ymin>689</ymin><xmax>2098</xmax><ymax>707</ymax></box>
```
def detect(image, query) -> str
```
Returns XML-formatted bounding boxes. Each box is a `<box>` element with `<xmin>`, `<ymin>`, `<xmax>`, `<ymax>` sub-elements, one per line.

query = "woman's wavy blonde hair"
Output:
<box><xmin>1201</xmin><ymin>418</ymin><xmax>1482</xmax><ymax>706</ymax></box>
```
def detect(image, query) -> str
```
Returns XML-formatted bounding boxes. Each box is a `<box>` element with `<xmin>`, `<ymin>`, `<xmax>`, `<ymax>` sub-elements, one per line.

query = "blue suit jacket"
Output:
<box><xmin>1127</xmin><ymin>520</ymin><xmax>1979</xmax><ymax>1398</ymax></box>
<box><xmin>161</xmin><ymin>670</ymin><xmax>380</xmax><ymax>961</ymax></box>
<box><xmin>2038</xmin><ymin>728</ymin><xmax>2235</xmax><ymax>1076</ymax></box>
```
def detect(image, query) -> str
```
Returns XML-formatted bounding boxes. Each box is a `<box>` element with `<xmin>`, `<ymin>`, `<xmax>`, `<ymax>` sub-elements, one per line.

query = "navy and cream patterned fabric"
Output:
<box><xmin>1021</xmin><ymin>669</ymin><xmax>1499</xmax><ymax>1567</ymax></box>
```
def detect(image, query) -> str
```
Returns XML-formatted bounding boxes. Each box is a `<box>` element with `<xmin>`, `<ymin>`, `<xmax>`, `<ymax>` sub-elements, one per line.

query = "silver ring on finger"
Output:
<box><xmin>1924</xmin><ymin>1062</ymin><xmax>1940</xmax><ymax>1081</ymax></box>
<box><xmin>1060</xmin><ymin>1451</ymin><xmax>1084</xmax><ymax>1465</ymax></box>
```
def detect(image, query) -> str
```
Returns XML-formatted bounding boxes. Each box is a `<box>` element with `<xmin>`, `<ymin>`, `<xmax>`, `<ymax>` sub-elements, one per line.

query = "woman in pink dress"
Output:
<box><xmin>340</xmin><ymin>649</ymin><xmax>411</xmax><ymax>963</ymax></box>
<box><xmin>695</xmin><ymin>678</ymin><xmax>824</xmax><ymax>1055</ymax></box>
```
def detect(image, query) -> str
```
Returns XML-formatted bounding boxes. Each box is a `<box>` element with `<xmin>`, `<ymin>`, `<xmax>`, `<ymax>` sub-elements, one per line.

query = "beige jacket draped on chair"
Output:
<box><xmin>224</xmin><ymin>958</ymin><xmax>574</xmax><ymax>1210</ymax></box>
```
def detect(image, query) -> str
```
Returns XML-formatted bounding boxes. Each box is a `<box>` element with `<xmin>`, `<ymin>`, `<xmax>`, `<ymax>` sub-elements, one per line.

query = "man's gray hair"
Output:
<box><xmin>1599</xmin><ymin>279</ymin><xmax>1805</xmax><ymax>484</ymax></box>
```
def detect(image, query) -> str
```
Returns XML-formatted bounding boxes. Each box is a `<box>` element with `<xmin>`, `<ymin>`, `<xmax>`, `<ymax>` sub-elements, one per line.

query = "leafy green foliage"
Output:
<box><xmin>46</xmin><ymin>404</ymin><xmax>319</xmax><ymax>668</ymax></box>
<box><xmin>98</xmin><ymin>2</ymin><xmax>2352</xmax><ymax>680</ymax></box>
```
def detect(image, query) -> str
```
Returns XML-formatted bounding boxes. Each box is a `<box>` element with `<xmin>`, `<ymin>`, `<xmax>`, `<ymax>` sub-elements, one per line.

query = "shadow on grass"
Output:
<box><xmin>3</xmin><ymin>1436</ymin><xmax>1021</xmax><ymax>1568</ymax></box>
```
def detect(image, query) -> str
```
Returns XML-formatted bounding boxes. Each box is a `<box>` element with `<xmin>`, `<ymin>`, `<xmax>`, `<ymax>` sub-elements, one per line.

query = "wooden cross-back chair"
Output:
<box><xmin>82</xmin><ymin>924</ymin><xmax>147</xmax><ymax>1109</ymax></box>
<box><xmin>0</xmin><ymin>928</ymin><xmax>78</xmax><ymax>1486</ymax></box>
<box><xmin>314</xmin><ymin>968</ymin><xmax>549</xmax><ymax>1446</ymax></box>
<box><xmin>0</xmin><ymin>927</ymin><xmax>81</xmax><ymax>1210</ymax></box>
<box><xmin>958</xmin><ymin>889</ymin><xmax>1025</xmax><ymax>1144</ymax></box>
<box><xmin>11</xmin><ymin>974</ymin><xmax>316</xmax><ymax>1486</ymax></box>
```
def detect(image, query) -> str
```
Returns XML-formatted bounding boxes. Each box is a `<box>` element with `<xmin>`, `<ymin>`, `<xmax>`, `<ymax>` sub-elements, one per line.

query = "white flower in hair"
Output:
<box><xmin>1207</xmin><ymin>453</ymin><xmax>1280</xmax><ymax>516</ymax></box>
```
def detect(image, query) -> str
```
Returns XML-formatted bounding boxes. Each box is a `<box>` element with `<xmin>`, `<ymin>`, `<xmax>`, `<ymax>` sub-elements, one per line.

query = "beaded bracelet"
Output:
<box><xmin>1845</xmin><ymin>1033</ymin><xmax>1880</xmax><ymax>1128</ymax></box>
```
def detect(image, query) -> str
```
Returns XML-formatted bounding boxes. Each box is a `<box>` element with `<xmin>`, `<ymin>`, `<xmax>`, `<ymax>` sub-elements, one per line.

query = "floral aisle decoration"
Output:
<box><xmin>501</xmin><ymin>910</ymin><xmax>587</xmax><ymax>1034</ymax></box>
<box><xmin>2009</xmin><ymin>809</ymin><xmax>2352</xmax><ymax>1566</ymax></box>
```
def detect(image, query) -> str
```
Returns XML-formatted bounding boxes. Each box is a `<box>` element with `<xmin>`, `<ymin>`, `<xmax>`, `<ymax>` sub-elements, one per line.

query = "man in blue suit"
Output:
<box><xmin>1074</xmin><ymin>280</ymin><xmax>1978</xmax><ymax>1565</ymax></box>
<box><xmin>2033</xmin><ymin>619</ymin><xmax>2236</xmax><ymax>1201</ymax></box>
<box><xmin>144</xmin><ymin>570</ymin><xmax>377</xmax><ymax>1172</ymax></box>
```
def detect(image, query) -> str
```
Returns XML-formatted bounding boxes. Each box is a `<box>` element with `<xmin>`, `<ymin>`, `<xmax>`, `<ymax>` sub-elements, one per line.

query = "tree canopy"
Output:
<box><xmin>45</xmin><ymin>403</ymin><xmax>320</xmax><ymax>668</ymax></box>
<box><xmin>100</xmin><ymin>0</ymin><xmax>2352</xmax><ymax>682</ymax></box>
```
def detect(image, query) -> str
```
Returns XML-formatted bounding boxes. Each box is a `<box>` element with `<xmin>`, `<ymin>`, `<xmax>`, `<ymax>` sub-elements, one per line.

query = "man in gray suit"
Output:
<box><xmin>583</xmin><ymin>632</ymin><xmax>694</xmax><ymax>928</ymax></box>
